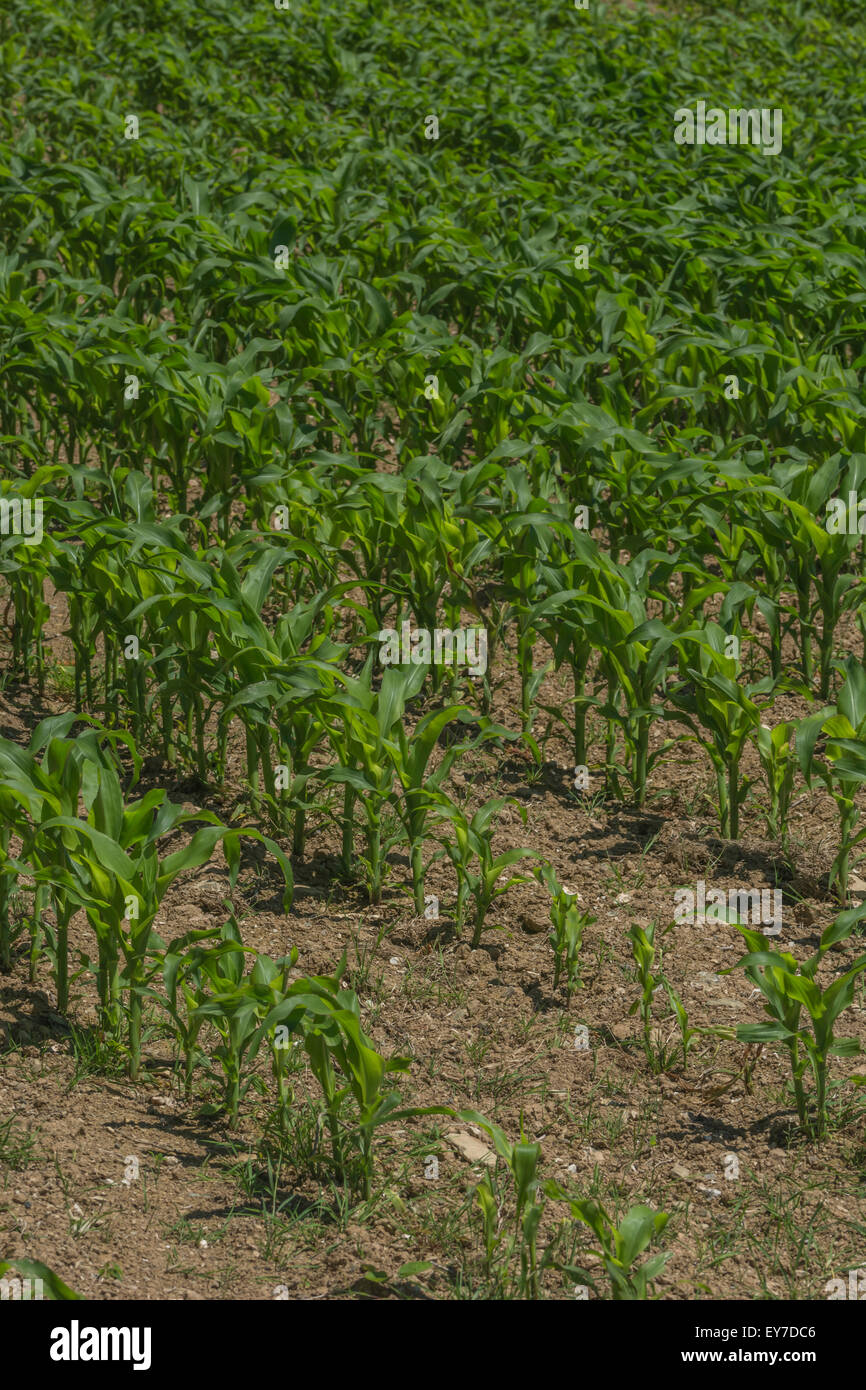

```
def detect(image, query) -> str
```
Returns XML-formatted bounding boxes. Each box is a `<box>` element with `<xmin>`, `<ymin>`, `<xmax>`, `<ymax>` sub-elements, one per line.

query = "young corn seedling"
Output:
<box><xmin>460</xmin><ymin>1110</ymin><xmax>545</xmax><ymax>1299</ymax></box>
<box><xmin>154</xmin><ymin>910</ymin><xmax>294</xmax><ymax>1101</ymax></box>
<box><xmin>629</xmin><ymin>919</ymin><xmax>729</xmax><ymax>1071</ymax></box>
<box><xmin>774</xmin><ymin>459</ymin><xmax>866</xmax><ymax>698</ymax></box>
<box><xmin>318</xmin><ymin>656</ymin><xmax>415</xmax><ymax>903</ymax></box>
<box><xmin>663</xmin><ymin>982</ymin><xmax>698</xmax><ymax>1071</ymax></box>
<box><xmin>754</xmin><ymin>719</ymin><xmax>796</xmax><ymax>843</ymax></box>
<box><xmin>184</xmin><ymin>920</ymin><xmax>301</xmax><ymax>1126</ymax></box>
<box><xmin>727</xmin><ymin>904</ymin><xmax>866</xmax><ymax>1139</ymax></box>
<box><xmin>431</xmin><ymin>795</ymin><xmax>538</xmax><ymax>947</ymax></box>
<box><xmin>557</xmin><ymin>1198</ymin><xmax>671</xmax><ymax>1300</ymax></box>
<box><xmin>599</xmin><ymin>613</ymin><xmax>681</xmax><ymax>808</ymax></box>
<box><xmin>389</xmin><ymin>697</ymin><xmax>505</xmax><ymax>915</ymax></box>
<box><xmin>331</xmin><ymin>655</ymin><xmax>508</xmax><ymax>911</ymax></box>
<box><xmin>156</xmin><ymin>931</ymin><xmax>231</xmax><ymax>1097</ymax></box>
<box><xmin>629</xmin><ymin>922</ymin><xmax>662</xmax><ymax>1070</ymax></box>
<box><xmin>0</xmin><ymin>774</ymin><xmax>45</xmax><ymax>973</ymax></box>
<box><xmin>528</xmin><ymin>535</ymin><xmax>616</xmax><ymax>769</ymax></box>
<box><xmin>264</xmin><ymin>961</ymin><xmax>450</xmax><ymax>1199</ymax></box>
<box><xmin>0</xmin><ymin>717</ymin><xmax>139</xmax><ymax>1005</ymax></box>
<box><xmin>214</xmin><ymin>577</ymin><xmax>351</xmax><ymax>830</ymax></box>
<box><xmin>670</xmin><ymin>623</ymin><xmax>773</xmax><ymax>838</ymax></box>
<box><xmin>797</xmin><ymin>657</ymin><xmax>866</xmax><ymax>903</ymax></box>
<box><xmin>535</xmin><ymin>863</ymin><xmax>593</xmax><ymax>997</ymax></box>
<box><xmin>40</xmin><ymin>766</ymin><xmax>292</xmax><ymax>1078</ymax></box>
<box><xmin>499</xmin><ymin>505</ymin><xmax>568</xmax><ymax>735</ymax></box>
<box><xmin>257</xmin><ymin>956</ymin><xmax>306</xmax><ymax>1139</ymax></box>
<box><xmin>628</xmin><ymin>922</ymin><xmax>680</xmax><ymax>1074</ymax></box>
<box><xmin>305</xmin><ymin>997</ymin><xmax>413</xmax><ymax>1201</ymax></box>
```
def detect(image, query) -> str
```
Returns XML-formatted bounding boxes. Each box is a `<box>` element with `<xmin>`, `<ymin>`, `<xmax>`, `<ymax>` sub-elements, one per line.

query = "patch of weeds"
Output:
<box><xmin>0</xmin><ymin>1115</ymin><xmax>37</xmax><ymax>1178</ymax></box>
<box><xmin>66</xmin><ymin>1023</ymin><xmax>127</xmax><ymax>1087</ymax></box>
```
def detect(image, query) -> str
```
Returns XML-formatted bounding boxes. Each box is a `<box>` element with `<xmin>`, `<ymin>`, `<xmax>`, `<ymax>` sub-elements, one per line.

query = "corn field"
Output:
<box><xmin>1</xmin><ymin>0</ymin><xmax>866</xmax><ymax>1321</ymax></box>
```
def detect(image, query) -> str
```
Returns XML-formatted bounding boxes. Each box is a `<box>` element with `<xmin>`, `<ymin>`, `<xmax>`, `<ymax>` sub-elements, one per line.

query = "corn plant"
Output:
<box><xmin>557</xmin><ymin>1198</ymin><xmax>671</xmax><ymax>1300</ymax></box>
<box><xmin>670</xmin><ymin>623</ymin><xmax>774</xmax><ymax>838</ymax></box>
<box><xmin>37</xmin><ymin>768</ymin><xmax>292</xmax><ymax>1078</ymax></box>
<box><xmin>255</xmin><ymin>951</ymin><xmax>304</xmax><ymax>1137</ymax></box>
<box><xmin>460</xmin><ymin>1110</ymin><xmax>545</xmax><ymax>1299</ymax></box>
<box><xmin>431</xmin><ymin>795</ymin><xmax>538</xmax><ymax>947</ymax></box>
<box><xmin>797</xmin><ymin>658</ymin><xmax>866</xmax><ymax>903</ymax></box>
<box><xmin>629</xmin><ymin>922</ymin><xmax>673</xmax><ymax>1073</ymax></box>
<box><xmin>498</xmin><ymin>502</ymin><xmax>571</xmax><ymax>735</ymax></box>
<box><xmin>262</xmin><ymin>959</ymin><xmax>453</xmax><ymax>1198</ymax></box>
<box><xmin>0</xmin><ymin>717</ymin><xmax>139</xmax><ymax>999</ymax></box>
<box><xmin>318</xmin><ymin>656</ymin><xmax>411</xmax><ymax>902</ymax></box>
<box><xmin>663</xmin><ymin>984</ymin><xmax>699</xmax><ymax>1071</ymax></box>
<box><xmin>156</xmin><ymin>927</ymin><xmax>238</xmax><ymax>1097</ymax></box>
<box><xmin>773</xmin><ymin>459</ymin><xmax>866</xmax><ymax>697</ymax></box>
<box><xmin>535</xmin><ymin>863</ymin><xmax>593</xmax><ymax>997</ymax></box>
<box><xmin>184</xmin><ymin>919</ymin><xmax>296</xmax><ymax>1125</ymax></box>
<box><xmin>159</xmin><ymin>919</ymin><xmax>305</xmax><ymax>1120</ymax></box>
<box><xmin>0</xmin><ymin>776</ymin><xmax>43</xmax><ymax>973</ymax></box>
<box><xmin>598</xmin><ymin>614</ymin><xmax>682</xmax><ymax>807</ymax></box>
<box><xmin>389</xmin><ymin>698</ymin><xmax>509</xmax><ymax>914</ymax></box>
<box><xmin>301</xmin><ymin>994</ymin><xmax>412</xmax><ymax>1199</ymax></box>
<box><xmin>754</xmin><ymin>719</ymin><xmax>796</xmax><ymax>843</ymax></box>
<box><xmin>728</xmin><ymin>905</ymin><xmax>866</xmax><ymax>1139</ymax></box>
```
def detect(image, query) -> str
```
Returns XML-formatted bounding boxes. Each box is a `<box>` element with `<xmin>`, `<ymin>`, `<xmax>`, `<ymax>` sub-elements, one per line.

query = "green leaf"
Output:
<box><xmin>0</xmin><ymin>1258</ymin><xmax>82</xmax><ymax>1300</ymax></box>
<box><xmin>736</xmin><ymin>1021</ymin><xmax>795</xmax><ymax>1043</ymax></box>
